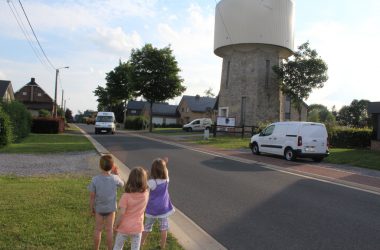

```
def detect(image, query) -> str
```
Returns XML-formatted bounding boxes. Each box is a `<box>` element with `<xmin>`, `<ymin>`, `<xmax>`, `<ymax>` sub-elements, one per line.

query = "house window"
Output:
<box><xmin>186</xmin><ymin>107</ymin><xmax>189</xmax><ymax>113</ymax></box>
<box><xmin>285</xmin><ymin>96</ymin><xmax>291</xmax><ymax>120</ymax></box>
<box><xmin>265</xmin><ymin>60</ymin><xmax>270</xmax><ymax>88</ymax></box>
<box><xmin>219</xmin><ymin>107</ymin><xmax>229</xmax><ymax>117</ymax></box>
<box><xmin>131</xmin><ymin>110</ymin><xmax>137</xmax><ymax>114</ymax></box>
<box><xmin>181</xmin><ymin>108</ymin><xmax>184</xmax><ymax>112</ymax></box>
<box><xmin>37</xmin><ymin>93</ymin><xmax>42</xmax><ymax>97</ymax></box>
<box><xmin>22</xmin><ymin>92</ymin><xmax>27</xmax><ymax>96</ymax></box>
<box><xmin>226</xmin><ymin>60</ymin><xmax>231</xmax><ymax>88</ymax></box>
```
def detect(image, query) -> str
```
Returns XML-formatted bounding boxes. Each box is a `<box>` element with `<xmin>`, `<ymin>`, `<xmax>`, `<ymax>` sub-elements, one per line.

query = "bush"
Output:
<box><xmin>2</xmin><ymin>101</ymin><xmax>32</xmax><ymax>142</ymax></box>
<box><xmin>328</xmin><ymin>126</ymin><xmax>372</xmax><ymax>148</ymax></box>
<box><xmin>0</xmin><ymin>105</ymin><xmax>13</xmax><ymax>146</ymax></box>
<box><xmin>153</xmin><ymin>123</ymin><xmax>182</xmax><ymax>128</ymax></box>
<box><xmin>32</xmin><ymin>117</ymin><xmax>65</xmax><ymax>134</ymax></box>
<box><xmin>39</xmin><ymin>109</ymin><xmax>51</xmax><ymax>117</ymax></box>
<box><xmin>124</xmin><ymin>116</ymin><xmax>148</xmax><ymax>130</ymax></box>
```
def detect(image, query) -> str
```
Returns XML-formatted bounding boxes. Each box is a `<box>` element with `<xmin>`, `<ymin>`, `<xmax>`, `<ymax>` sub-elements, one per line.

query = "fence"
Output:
<box><xmin>211</xmin><ymin>124</ymin><xmax>259</xmax><ymax>138</ymax></box>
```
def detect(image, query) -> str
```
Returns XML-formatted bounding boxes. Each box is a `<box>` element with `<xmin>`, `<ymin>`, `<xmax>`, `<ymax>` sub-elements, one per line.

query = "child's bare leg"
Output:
<box><xmin>94</xmin><ymin>214</ymin><xmax>104</xmax><ymax>250</ymax></box>
<box><xmin>160</xmin><ymin>230</ymin><xmax>167</xmax><ymax>249</ymax></box>
<box><xmin>140</xmin><ymin>231</ymin><xmax>149</xmax><ymax>246</ymax></box>
<box><xmin>105</xmin><ymin>212</ymin><xmax>115</xmax><ymax>250</ymax></box>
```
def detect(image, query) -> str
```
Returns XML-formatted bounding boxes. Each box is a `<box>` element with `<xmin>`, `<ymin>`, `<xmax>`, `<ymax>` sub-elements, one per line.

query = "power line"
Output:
<box><xmin>17</xmin><ymin>0</ymin><xmax>56</xmax><ymax>70</ymax></box>
<box><xmin>7</xmin><ymin>0</ymin><xmax>52</xmax><ymax>71</ymax></box>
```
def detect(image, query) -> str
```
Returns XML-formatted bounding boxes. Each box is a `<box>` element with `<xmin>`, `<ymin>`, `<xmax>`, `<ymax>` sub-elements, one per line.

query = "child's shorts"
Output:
<box><xmin>144</xmin><ymin>217</ymin><xmax>169</xmax><ymax>232</ymax></box>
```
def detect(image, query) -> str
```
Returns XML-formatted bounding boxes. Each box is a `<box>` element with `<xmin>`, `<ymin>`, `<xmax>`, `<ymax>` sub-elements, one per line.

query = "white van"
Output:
<box><xmin>249</xmin><ymin>122</ymin><xmax>329</xmax><ymax>162</ymax></box>
<box><xmin>183</xmin><ymin>118</ymin><xmax>212</xmax><ymax>132</ymax></box>
<box><xmin>94</xmin><ymin>112</ymin><xmax>116</xmax><ymax>134</ymax></box>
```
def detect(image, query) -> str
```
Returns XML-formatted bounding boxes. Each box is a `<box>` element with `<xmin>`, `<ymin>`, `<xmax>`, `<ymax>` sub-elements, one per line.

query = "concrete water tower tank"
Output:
<box><xmin>214</xmin><ymin>0</ymin><xmax>295</xmax><ymax>126</ymax></box>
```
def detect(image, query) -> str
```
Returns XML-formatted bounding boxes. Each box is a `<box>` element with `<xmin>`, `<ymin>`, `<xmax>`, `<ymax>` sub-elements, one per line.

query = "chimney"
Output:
<box><xmin>31</xmin><ymin>78</ymin><xmax>35</xmax><ymax>83</ymax></box>
<box><xmin>195</xmin><ymin>94</ymin><xmax>200</xmax><ymax>100</ymax></box>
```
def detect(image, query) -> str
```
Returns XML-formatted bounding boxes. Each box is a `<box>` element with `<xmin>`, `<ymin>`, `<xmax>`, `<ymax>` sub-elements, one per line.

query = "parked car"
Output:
<box><xmin>95</xmin><ymin>112</ymin><xmax>116</xmax><ymax>134</ymax></box>
<box><xmin>183</xmin><ymin>118</ymin><xmax>212</xmax><ymax>132</ymax></box>
<box><xmin>249</xmin><ymin>122</ymin><xmax>329</xmax><ymax>162</ymax></box>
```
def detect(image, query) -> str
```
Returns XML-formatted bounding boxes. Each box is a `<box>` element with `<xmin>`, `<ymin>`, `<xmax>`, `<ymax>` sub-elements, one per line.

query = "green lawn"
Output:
<box><xmin>325</xmin><ymin>148</ymin><xmax>380</xmax><ymax>171</ymax></box>
<box><xmin>0</xmin><ymin>133</ymin><xmax>94</xmax><ymax>154</ymax></box>
<box><xmin>0</xmin><ymin>176</ymin><xmax>183</xmax><ymax>250</ymax></box>
<box><xmin>152</xmin><ymin>128</ymin><xmax>201</xmax><ymax>136</ymax></box>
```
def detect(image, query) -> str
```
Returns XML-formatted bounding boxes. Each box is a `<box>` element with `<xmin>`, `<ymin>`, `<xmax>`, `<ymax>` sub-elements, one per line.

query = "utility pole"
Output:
<box><xmin>61</xmin><ymin>89</ymin><xmax>64</xmax><ymax>117</ymax></box>
<box><xmin>54</xmin><ymin>66</ymin><xmax>69</xmax><ymax>118</ymax></box>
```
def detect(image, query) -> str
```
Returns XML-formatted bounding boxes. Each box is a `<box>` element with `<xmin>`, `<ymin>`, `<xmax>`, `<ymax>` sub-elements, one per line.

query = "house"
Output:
<box><xmin>177</xmin><ymin>95</ymin><xmax>217</xmax><ymax>125</ymax></box>
<box><xmin>0</xmin><ymin>80</ymin><xmax>15</xmax><ymax>102</ymax></box>
<box><xmin>14</xmin><ymin>78</ymin><xmax>54</xmax><ymax>117</ymax></box>
<box><xmin>368</xmin><ymin>102</ymin><xmax>380</xmax><ymax>151</ymax></box>
<box><xmin>126</xmin><ymin>100</ymin><xmax>179</xmax><ymax>125</ymax></box>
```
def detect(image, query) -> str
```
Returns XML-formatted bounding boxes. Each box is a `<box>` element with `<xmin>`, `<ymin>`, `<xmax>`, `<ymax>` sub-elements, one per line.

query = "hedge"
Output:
<box><xmin>328</xmin><ymin>126</ymin><xmax>372</xmax><ymax>148</ymax></box>
<box><xmin>0</xmin><ymin>105</ymin><xmax>13</xmax><ymax>147</ymax></box>
<box><xmin>32</xmin><ymin>117</ymin><xmax>65</xmax><ymax>134</ymax></box>
<box><xmin>1</xmin><ymin>101</ymin><xmax>31</xmax><ymax>142</ymax></box>
<box><xmin>124</xmin><ymin>116</ymin><xmax>148</xmax><ymax>130</ymax></box>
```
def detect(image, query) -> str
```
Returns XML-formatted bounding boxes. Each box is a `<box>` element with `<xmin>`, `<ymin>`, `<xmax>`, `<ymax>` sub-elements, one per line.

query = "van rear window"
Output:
<box><xmin>300</xmin><ymin>125</ymin><xmax>326</xmax><ymax>137</ymax></box>
<box><xmin>96</xmin><ymin>116</ymin><xmax>113</xmax><ymax>122</ymax></box>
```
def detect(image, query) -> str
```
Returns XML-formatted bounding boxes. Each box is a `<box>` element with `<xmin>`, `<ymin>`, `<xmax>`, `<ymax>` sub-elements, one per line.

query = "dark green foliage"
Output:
<box><xmin>0</xmin><ymin>105</ymin><xmax>13</xmax><ymax>146</ymax></box>
<box><xmin>153</xmin><ymin>123</ymin><xmax>182</xmax><ymax>128</ymax></box>
<box><xmin>65</xmin><ymin>108</ymin><xmax>74</xmax><ymax>122</ymax></box>
<box><xmin>32</xmin><ymin>117</ymin><xmax>65</xmax><ymax>134</ymax></box>
<box><xmin>124</xmin><ymin>116</ymin><xmax>148</xmax><ymax>130</ymax></box>
<box><xmin>328</xmin><ymin>126</ymin><xmax>372</xmax><ymax>148</ymax></box>
<box><xmin>38</xmin><ymin>109</ymin><xmax>51</xmax><ymax>117</ymax></box>
<box><xmin>1</xmin><ymin>101</ymin><xmax>31</xmax><ymax>142</ymax></box>
<box><xmin>129</xmin><ymin>44</ymin><xmax>186</xmax><ymax>132</ymax></box>
<box><xmin>337</xmin><ymin>99</ymin><xmax>370</xmax><ymax>128</ymax></box>
<box><xmin>273</xmin><ymin>42</ymin><xmax>328</xmax><ymax>117</ymax></box>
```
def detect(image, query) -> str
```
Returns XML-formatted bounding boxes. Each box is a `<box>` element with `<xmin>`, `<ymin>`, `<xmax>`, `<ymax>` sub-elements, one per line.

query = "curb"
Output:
<box><xmin>76</xmin><ymin>125</ymin><xmax>227</xmax><ymax>250</ymax></box>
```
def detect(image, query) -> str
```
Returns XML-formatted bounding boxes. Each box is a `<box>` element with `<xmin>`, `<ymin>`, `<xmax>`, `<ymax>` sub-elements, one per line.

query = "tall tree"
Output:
<box><xmin>93</xmin><ymin>86</ymin><xmax>110</xmax><ymax>111</ymax></box>
<box><xmin>337</xmin><ymin>99</ymin><xmax>370</xmax><ymax>127</ymax></box>
<box><xmin>65</xmin><ymin>108</ymin><xmax>74</xmax><ymax>122</ymax></box>
<box><xmin>273</xmin><ymin>42</ymin><xmax>328</xmax><ymax>119</ymax></box>
<box><xmin>129</xmin><ymin>44</ymin><xmax>186</xmax><ymax>132</ymax></box>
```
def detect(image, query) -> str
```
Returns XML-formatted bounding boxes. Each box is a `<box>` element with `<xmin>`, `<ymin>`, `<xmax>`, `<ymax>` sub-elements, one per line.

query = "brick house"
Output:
<box><xmin>177</xmin><ymin>95</ymin><xmax>217</xmax><ymax>125</ymax></box>
<box><xmin>0</xmin><ymin>80</ymin><xmax>15</xmax><ymax>102</ymax></box>
<box><xmin>14</xmin><ymin>78</ymin><xmax>54</xmax><ymax>117</ymax></box>
<box><xmin>368</xmin><ymin>102</ymin><xmax>380</xmax><ymax>151</ymax></box>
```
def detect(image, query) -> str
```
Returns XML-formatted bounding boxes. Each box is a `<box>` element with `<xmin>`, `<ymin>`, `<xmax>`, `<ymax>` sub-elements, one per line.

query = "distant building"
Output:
<box><xmin>0</xmin><ymin>80</ymin><xmax>15</xmax><ymax>102</ymax></box>
<box><xmin>14</xmin><ymin>78</ymin><xmax>54</xmax><ymax>117</ymax></box>
<box><xmin>126</xmin><ymin>100</ymin><xmax>179</xmax><ymax>126</ymax></box>
<box><xmin>177</xmin><ymin>95</ymin><xmax>216</xmax><ymax>124</ymax></box>
<box><xmin>368</xmin><ymin>102</ymin><xmax>380</xmax><ymax>151</ymax></box>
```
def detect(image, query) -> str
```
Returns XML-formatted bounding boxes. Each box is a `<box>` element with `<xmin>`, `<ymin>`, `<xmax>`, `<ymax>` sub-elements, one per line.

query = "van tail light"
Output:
<box><xmin>297</xmin><ymin>136</ymin><xmax>303</xmax><ymax>146</ymax></box>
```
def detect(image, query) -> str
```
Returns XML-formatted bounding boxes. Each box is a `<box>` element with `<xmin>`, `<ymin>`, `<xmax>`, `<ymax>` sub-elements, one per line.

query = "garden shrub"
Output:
<box><xmin>2</xmin><ymin>101</ymin><xmax>32</xmax><ymax>142</ymax></box>
<box><xmin>124</xmin><ymin>116</ymin><xmax>148</xmax><ymax>130</ymax></box>
<box><xmin>32</xmin><ymin>117</ymin><xmax>65</xmax><ymax>134</ymax></box>
<box><xmin>0</xmin><ymin>105</ymin><xmax>13</xmax><ymax>146</ymax></box>
<box><xmin>328</xmin><ymin>126</ymin><xmax>372</xmax><ymax>148</ymax></box>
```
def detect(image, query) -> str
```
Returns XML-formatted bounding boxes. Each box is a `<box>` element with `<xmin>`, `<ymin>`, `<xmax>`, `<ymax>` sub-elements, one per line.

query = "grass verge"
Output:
<box><xmin>0</xmin><ymin>133</ymin><xmax>94</xmax><ymax>154</ymax></box>
<box><xmin>0</xmin><ymin>175</ymin><xmax>183</xmax><ymax>250</ymax></box>
<box><xmin>192</xmin><ymin>136</ymin><xmax>250</xmax><ymax>150</ymax></box>
<box><xmin>325</xmin><ymin>148</ymin><xmax>380</xmax><ymax>171</ymax></box>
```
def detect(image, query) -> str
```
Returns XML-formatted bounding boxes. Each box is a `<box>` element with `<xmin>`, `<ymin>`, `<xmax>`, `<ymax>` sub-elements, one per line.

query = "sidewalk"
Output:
<box><xmin>131</xmin><ymin>131</ymin><xmax>380</xmax><ymax>195</ymax></box>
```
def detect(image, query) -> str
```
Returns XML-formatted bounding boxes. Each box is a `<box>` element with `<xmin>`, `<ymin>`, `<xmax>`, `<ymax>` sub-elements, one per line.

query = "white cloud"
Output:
<box><xmin>297</xmin><ymin>16</ymin><xmax>380</xmax><ymax>109</ymax></box>
<box><xmin>92</xmin><ymin>27</ymin><xmax>143</xmax><ymax>55</ymax></box>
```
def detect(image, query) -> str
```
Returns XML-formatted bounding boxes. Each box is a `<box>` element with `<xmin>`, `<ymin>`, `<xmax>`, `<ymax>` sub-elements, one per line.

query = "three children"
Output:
<box><xmin>89</xmin><ymin>155</ymin><xmax>174</xmax><ymax>249</ymax></box>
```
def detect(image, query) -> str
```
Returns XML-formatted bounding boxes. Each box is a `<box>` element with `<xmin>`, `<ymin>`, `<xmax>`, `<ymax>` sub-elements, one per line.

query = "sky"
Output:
<box><xmin>1</xmin><ymin>0</ymin><xmax>379</xmax><ymax>114</ymax></box>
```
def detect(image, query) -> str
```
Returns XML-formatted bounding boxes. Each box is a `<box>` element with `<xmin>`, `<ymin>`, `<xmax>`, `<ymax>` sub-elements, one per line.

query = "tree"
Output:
<box><xmin>307</xmin><ymin>104</ymin><xmax>336</xmax><ymax>128</ymax></box>
<box><xmin>93</xmin><ymin>86</ymin><xmax>109</xmax><ymax>111</ymax></box>
<box><xmin>273</xmin><ymin>42</ymin><xmax>328</xmax><ymax>119</ymax></box>
<box><xmin>204</xmin><ymin>88</ymin><xmax>215</xmax><ymax>97</ymax></box>
<box><xmin>65</xmin><ymin>108</ymin><xmax>74</xmax><ymax>122</ymax></box>
<box><xmin>129</xmin><ymin>44</ymin><xmax>186</xmax><ymax>132</ymax></box>
<box><xmin>337</xmin><ymin>99</ymin><xmax>370</xmax><ymax>127</ymax></box>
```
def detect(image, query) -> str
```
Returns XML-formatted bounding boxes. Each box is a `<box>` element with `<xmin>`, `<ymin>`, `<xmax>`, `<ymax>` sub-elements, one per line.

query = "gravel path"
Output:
<box><xmin>0</xmin><ymin>151</ymin><xmax>100</xmax><ymax>176</ymax></box>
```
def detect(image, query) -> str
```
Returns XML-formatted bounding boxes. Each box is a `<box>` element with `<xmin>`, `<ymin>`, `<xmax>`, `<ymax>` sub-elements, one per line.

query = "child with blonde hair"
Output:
<box><xmin>88</xmin><ymin>154</ymin><xmax>124</xmax><ymax>250</ymax></box>
<box><xmin>141</xmin><ymin>157</ymin><xmax>175</xmax><ymax>249</ymax></box>
<box><xmin>113</xmin><ymin>167</ymin><xmax>149</xmax><ymax>250</ymax></box>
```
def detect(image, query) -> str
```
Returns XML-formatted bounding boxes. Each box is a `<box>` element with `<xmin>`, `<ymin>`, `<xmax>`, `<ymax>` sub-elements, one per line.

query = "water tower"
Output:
<box><xmin>214</xmin><ymin>0</ymin><xmax>295</xmax><ymax>126</ymax></box>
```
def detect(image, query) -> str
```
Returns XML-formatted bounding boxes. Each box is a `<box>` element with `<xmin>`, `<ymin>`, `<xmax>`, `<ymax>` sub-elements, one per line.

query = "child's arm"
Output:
<box><xmin>113</xmin><ymin>207</ymin><xmax>126</xmax><ymax>231</ymax></box>
<box><xmin>89</xmin><ymin>192</ymin><xmax>95</xmax><ymax>216</ymax></box>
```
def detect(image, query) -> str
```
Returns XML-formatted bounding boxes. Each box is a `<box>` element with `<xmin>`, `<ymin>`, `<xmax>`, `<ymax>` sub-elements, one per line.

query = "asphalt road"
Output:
<box><xmin>79</xmin><ymin>125</ymin><xmax>380</xmax><ymax>250</ymax></box>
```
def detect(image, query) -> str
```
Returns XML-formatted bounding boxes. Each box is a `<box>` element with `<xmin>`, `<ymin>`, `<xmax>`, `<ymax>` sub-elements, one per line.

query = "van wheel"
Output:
<box><xmin>252</xmin><ymin>143</ymin><xmax>260</xmax><ymax>155</ymax></box>
<box><xmin>284</xmin><ymin>147</ymin><xmax>296</xmax><ymax>161</ymax></box>
<box><xmin>187</xmin><ymin>128</ymin><xmax>192</xmax><ymax>132</ymax></box>
<box><xmin>312</xmin><ymin>157</ymin><xmax>323</xmax><ymax>162</ymax></box>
